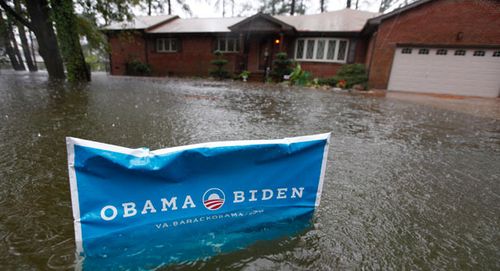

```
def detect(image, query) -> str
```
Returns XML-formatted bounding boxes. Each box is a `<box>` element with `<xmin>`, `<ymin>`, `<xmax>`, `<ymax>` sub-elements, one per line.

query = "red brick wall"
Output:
<box><xmin>147</xmin><ymin>36</ymin><xmax>239</xmax><ymax>77</ymax></box>
<box><xmin>295</xmin><ymin>38</ymin><xmax>367</xmax><ymax>78</ymax></box>
<box><xmin>355</xmin><ymin>38</ymin><xmax>369</xmax><ymax>63</ymax></box>
<box><xmin>108</xmin><ymin>33</ymin><xmax>240</xmax><ymax>77</ymax></box>
<box><xmin>108</xmin><ymin>32</ymin><xmax>146</xmax><ymax>75</ymax></box>
<box><xmin>107</xmin><ymin>33</ymin><xmax>368</xmax><ymax>79</ymax></box>
<box><xmin>297</xmin><ymin>62</ymin><xmax>344</xmax><ymax>78</ymax></box>
<box><xmin>365</xmin><ymin>32</ymin><xmax>377</xmax><ymax>69</ymax></box>
<box><xmin>368</xmin><ymin>0</ymin><xmax>500</xmax><ymax>89</ymax></box>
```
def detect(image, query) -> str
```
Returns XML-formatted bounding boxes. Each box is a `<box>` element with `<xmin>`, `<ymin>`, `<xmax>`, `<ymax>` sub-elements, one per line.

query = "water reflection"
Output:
<box><xmin>0</xmin><ymin>71</ymin><xmax>499</xmax><ymax>270</ymax></box>
<box><xmin>83</xmin><ymin>213</ymin><xmax>313</xmax><ymax>270</ymax></box>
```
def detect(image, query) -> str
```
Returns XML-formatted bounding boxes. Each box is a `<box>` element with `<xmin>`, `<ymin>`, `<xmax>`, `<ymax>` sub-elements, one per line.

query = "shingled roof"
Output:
<box><xmin>104</xmin><ymin>9</ymin><xmax>379</xmax><ymax>34</ymax></box>
<box><xmin>103</xmin><ymin>15</ymin><xmax>178</xmax><ymax>31</ymax></box>
<box><xmin>148</xmin><ymin>17</ymin><xmax>244</xmax><ymax>33</ymax></box>
<box><xmin>276</xmin><ymin>9</ymin><xmax>379</xmax><ymax>33</ymax></box>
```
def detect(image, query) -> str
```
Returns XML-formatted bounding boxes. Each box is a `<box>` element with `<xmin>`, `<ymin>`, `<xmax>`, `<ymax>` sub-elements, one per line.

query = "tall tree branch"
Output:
<box><xmin>0</xmin><ymin>0</ymin><xmax>33</xmax><ymax>30</ymax></box>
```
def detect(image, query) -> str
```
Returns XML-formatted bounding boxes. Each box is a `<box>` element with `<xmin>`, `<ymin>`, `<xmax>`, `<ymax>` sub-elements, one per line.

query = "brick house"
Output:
<box><xmin>105</xmin><ymin>0</ymin><xmax>500</xmax><ymax>97</ymax></box>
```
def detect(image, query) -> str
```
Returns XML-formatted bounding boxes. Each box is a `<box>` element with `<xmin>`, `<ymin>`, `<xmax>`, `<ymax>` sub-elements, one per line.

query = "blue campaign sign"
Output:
<box><xmin>66</xmin><ymin>133</ymin><xmax>330</xmax><ymax>269</ymax></box>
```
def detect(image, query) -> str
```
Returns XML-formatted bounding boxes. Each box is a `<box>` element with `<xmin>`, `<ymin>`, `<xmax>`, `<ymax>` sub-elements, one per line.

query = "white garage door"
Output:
<box><xmin>388</xmin><ymin>47</ymin><xmax>500</xmax><ymax>97</ymax></box>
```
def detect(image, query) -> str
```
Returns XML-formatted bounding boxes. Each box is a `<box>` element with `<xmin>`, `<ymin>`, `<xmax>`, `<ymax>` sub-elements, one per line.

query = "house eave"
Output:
<box><xmin>396</xmin><ymin>43</ymin><xmax>500</xmax><ymax>49</ymax></box>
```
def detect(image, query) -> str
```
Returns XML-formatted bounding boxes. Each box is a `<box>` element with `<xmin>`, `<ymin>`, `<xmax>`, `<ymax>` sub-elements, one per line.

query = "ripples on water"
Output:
<box><xmin>0</xmin><ymin>71</ymin><xmax>498</xmax><ymax>270</ymax></box>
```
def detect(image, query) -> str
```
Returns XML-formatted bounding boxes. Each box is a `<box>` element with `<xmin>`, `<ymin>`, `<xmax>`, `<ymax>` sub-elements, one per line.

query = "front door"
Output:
<box><xmin>258</xmin><ymin>38</ymin><xmax>273</xmax><ymax>71</ymax></box>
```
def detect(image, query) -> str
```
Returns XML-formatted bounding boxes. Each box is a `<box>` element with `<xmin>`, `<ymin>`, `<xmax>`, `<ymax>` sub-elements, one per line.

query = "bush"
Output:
<box><xmin>289</xmin><ymin>64</ymin><xmax>312</xmax><ymax>86</ymax></box>
<box><xmin>333</xmin><ymin>64</ymin><xmax>368</xmax><ymax>89</ymax></box>
<box><xmin>126</xmin><ymin>59</ymin><xmax>151</xmax><ymax>76</ymax></box>
<box><xmin>272</xmin><ymin>52</ymin><xmax>293</xmax><ymax>81</ymax></box>
<box><xmin>209</xmin><ymin>50</ymin><xmax>229</xmax><ymax>79</ymax></box>
<box><xmin>316</xmin><ymin>77</ymin><xmax>337</xmax><ymax>86</ymax></box>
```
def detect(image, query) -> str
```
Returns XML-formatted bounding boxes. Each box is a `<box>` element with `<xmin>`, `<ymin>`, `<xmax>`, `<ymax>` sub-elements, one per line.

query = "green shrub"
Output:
<box><xmin>289</xmin><ymin>64</ymin><xmax>312</xmax><ymax>86</ymax></box>
<box><xmin>272</xmin><ymin>52</ymin><xmax>293</xmax><ymax>81</ymax></box>
<box><xmin>125</xmin><ymin>59</ymin><xmax>151</xmax><ymax>76</ymax></box>
<box><xmin>209</xmin><ymin>50</ymin><xmax>229</xmax><ymax>79</ymax></box>
<box><xmin>333</xmin><ymin>64</ymin><xmax>368</xmax><ymax>89</ymax></box>
<box><xmin>316</xmin><ymin>77</ymin><xmax>338</xmax><ymax>86</ymax></box>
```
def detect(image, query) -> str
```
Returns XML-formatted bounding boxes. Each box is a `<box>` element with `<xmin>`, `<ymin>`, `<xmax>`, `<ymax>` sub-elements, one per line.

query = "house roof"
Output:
<box><xmin>361</xmin><ymin>0</ymin><xmax>434</xmax><ymax>35</ymax></box>
<box><xmin>148</xmin><ymin>17</ymin><xmax>244</xmax><ymax>33</ymax></box>
<box><xmin>103</xmin><ymin>15</ymin><xmax>178</xmax><ymax>30</ymax></box>
<box><xmin>105</xmin><ymin>8</ymin><xmax>379</xmax><ymax>34</ymax></box>
<box><xmin>276</xmin><ymin>9</ymin><xmax>379</xmax><ymax>32</ymax></box>
<box><xmin>228</xmin><ymin>13</ymin><xmax>295</xmax><ymax>32</ymax></box>
<box><xmin>367</xmin><ymin>0</ymin><xmax>433</xmax><ymax>25</ymax></box>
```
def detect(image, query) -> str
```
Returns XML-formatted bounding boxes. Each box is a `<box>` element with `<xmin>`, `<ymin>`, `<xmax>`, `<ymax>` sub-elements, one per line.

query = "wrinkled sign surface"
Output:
<box><xmin>66</xmin><ymin>133</ymin><xmax>330</xmax><ymax>269</ymax></box>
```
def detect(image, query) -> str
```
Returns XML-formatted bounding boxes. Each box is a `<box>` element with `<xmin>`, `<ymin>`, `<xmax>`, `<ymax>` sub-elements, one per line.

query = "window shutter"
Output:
<box><xmin>151</xmin><ymin>39</ymin><xmax>156</xmax><ymax>53</ymax></box>
<box><xmin>212</xmin><ymin>37</ymin><xmax>218</xmax><ymax>53</ymax></box>
<box><xmin>155</xmin><ymin>39</ymin><xmax>161</xmax><ymax>52</ymax></box>
<box><xmin>177</xmin><ymin>38</ymin><xmax>182</xmax><ymax>52</ymax></box>
<box><xmin>347</xmin><ymin>39</ymin><xmax>357</xmax><ymax>64</ymax></box>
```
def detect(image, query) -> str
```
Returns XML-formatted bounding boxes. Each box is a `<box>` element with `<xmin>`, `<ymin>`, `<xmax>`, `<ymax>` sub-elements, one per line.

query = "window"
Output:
<box><xmin>401</xmin><ymin>48</ymin><xmax>412</xmax><ymax>54</ymax></box>
<box><xmin>492</xmin><ymin>51</ymin><xmax>500</xmax><ymax>57</ymax></box>
<box><xmin>473</xmin><ymin>50</ymin><xmax>485</xmax><ymax>56</ymax></box>
<box><xmin>295</xmin><ymin>40</ymin><xmax>304</xmax><ymax>59</ymax></box>
<box><xmin>326</xmin><ymin>40</ymin><xmax>336</xmax><ymax>60</ymax></box>
<box><xmin>418</xmin><ymin>48</ymin><xmax>429</xmax><ymax>55</ymax></box>
<box><xmin>316</xmin><ymin>40</ymin><xmax>325</xmax><ymax>59</ymax></box>
<box><xmin>306</xmin><ymin>40</ymin><xmax>315</xmax><ymax>59</ymax></box>
<box><xmin>337</xmin><ymin>40</ymin><xmax>347</xmax><ymax>61</ymax></box>
<box><xmin>156</xmin><ymin>38</ymin><xmax>178</xmax><ymax>52</ymax></box>
<box><xmin>216</xmin><ymin>38</ymin><xmax>239</xmax><ymax>52</ymax></box>
<box><xmin>454</xmin><ymin>49</ymin><xmax>466</xmax><ymax>56</ymax></box>
<box><xmin>295</xmin><ymin>38</ymin><xmax>349</xmax><ymax>63</ymax></box>
<box><xmin>436</xmin><ymin>49</ymin><xmax>447</xmax><ymax>55</ymax></box>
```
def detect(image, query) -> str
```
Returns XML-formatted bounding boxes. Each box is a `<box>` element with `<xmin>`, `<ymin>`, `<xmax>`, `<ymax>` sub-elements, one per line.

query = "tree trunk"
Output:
<box><xmin>24</xmin><ymin>0</ymin><xmax>66</xmax><ymax>79</ymax></box>
<box><xmin>231</xmin><ymin>0</ymin><xmax>234</xmax><ymax>17</ymax></box>
<box><xmin>290</xmin><ymin>0</ymin><xmax>295</xmax><ymax>15</ymax></box>
<box><xmin>222</xmin><ymin>0</ymin><xmax>225</xmax><ymax>17</ymax></box>
<box><xmin>167</xmin><ymin>0</ymin><xmax>171</xmax><ymax>15</ymax></box>
<box><xmin>347</xmin><ymin>0</ymin><xmax>351</xmax><ymax>8</ymax></box>
<box><xmin>7</xmin><ymin>16</ymin><xmax>25</xmax><ymax>70</ymax></box>
<box><xmin>14</xmin><ymin>0</ymin><xmax>36</xmax><ymax>71</ymax></box>
<box><xmin>379</xmin><ymin>0</ymin><xmax>396</xmax><ymax>12</ymax></box>
<box><xmin>0</xmin><ymin>10</ymin><xmax>23</xmax><ymax>70</ymax></box>
<box><xmin>320</xmin><ymin>0</ymin><xmax>325</xmax><ymax>12</ymax></box>
<box><xmin>51</xmin><ymin>0</ymin><xmax>90</xmax><ymax>82</ymax></box>
<box><xmin>29</xmin><ymin>31</ymin><xmax>38</xmax><ymax>69</ymax></box>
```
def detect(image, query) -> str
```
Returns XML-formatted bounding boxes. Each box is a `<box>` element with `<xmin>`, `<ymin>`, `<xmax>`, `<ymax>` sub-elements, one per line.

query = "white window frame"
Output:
<box><xmin>156</xmin><ymin>38</ymin><xmax>178</xmax><ymax>53</ymax></box>
<box><xmin>216</xmin><ymin>38</ymin><xmax>239</xmax><ymax>53</ymax></box>
<box><xmin>294</xmin><ymin>38</ymin><xmax>349</xmax><ymax>63</ymax></box>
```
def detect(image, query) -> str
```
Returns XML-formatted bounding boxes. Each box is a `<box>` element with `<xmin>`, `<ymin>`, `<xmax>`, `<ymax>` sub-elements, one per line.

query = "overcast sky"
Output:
<box><xmin>138</xmin><ymin>0</ymin><xmax>398</xmax><ymax>18</ymax></box>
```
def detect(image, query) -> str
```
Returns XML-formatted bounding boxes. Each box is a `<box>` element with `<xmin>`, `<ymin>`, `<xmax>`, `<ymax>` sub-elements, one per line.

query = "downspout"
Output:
<box><xmin>144</xmin><ymin>32</ymin><xmax>149</xmax><ymax>67</ymax></box>
<box><xmin>367</xmin><ymin>31</ymin><xmax>377</xmax><ymax>83</ymax></box>
<box><xmin>106</xmin><ymin>33</ymin><xmax>112</xmax><ymax>74</ymax></box>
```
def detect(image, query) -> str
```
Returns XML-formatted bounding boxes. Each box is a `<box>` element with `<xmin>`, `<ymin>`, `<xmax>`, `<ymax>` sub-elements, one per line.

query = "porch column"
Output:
<box><xmin>279</xmin><ymin>32</ymin><xmax>284</xmax><ymax>52</ymax></box>
<box><xmin>239</xmin><ymin>33</ymin><xmax>244</xmax><ymax>54</ymax></box>
<box><xmin>238</xmin><ymin>32</ymin><xmax>246</xmax><ymax>71</ymax></box>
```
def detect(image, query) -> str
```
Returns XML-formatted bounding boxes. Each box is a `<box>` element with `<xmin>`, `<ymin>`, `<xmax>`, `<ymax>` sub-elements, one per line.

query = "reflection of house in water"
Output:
<box><xmin>104</xmin><ymin>0</ymin><xmax>500</xmax><ymax>98</ymax></box>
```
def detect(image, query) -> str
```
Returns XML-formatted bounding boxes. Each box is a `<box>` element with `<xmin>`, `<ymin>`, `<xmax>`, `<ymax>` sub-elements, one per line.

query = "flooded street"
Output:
<box><xmin>0</xmin><ymin>71</ymin><xmax>499</xmax><ymax>270</ymax></box>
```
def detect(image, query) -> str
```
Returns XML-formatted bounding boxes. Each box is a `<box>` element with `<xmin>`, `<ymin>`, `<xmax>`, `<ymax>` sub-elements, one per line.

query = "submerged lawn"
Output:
<box><xmin>0</xmin><ymin>71</ymin><xmax>498</xmax><ymax>270</ymax></box>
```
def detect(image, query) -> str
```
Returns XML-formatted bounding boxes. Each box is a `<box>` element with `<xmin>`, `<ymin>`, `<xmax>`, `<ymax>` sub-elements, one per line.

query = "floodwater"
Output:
<box><xmin>0</xmin><ymin>71</ymin><xmax>499</xmax><ymax>270</ymax></box>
